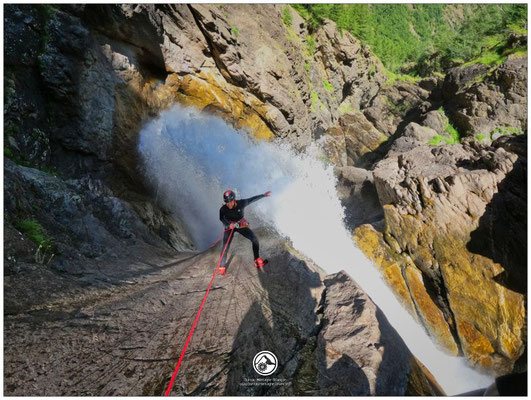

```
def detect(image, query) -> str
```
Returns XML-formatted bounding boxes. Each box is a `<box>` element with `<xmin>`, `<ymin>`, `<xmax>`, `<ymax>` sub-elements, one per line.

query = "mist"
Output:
<box><xmin>138</xmin><ymin>104</ymin><xmax>492</xmax><ymax>395</ymax></box>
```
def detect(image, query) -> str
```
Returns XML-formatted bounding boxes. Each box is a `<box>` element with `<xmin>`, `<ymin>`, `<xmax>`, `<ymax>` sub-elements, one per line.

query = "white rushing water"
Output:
<box><xmin>138</xmin><ymin>105</ymin><xmax>492</xmax><ymax>395</ymax></box>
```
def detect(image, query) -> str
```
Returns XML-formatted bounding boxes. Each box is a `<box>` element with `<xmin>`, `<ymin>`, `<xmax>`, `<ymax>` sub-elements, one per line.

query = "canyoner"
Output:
<box><xmin>164</xmin><ymin>189</ymin><xmax>272</xmax><ymax>395</ymax></box>
<box><xmin>218</xmin><ymin>190</ymin><xmax>272</xmax><ymax>274</ymax></box>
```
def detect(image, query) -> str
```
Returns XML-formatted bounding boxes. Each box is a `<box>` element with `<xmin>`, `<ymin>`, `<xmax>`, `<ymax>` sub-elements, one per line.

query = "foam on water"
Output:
<box><xmin>138</xmin><ymin>105</ymin><xmax>492</xmax><ymax>394</ymax></box>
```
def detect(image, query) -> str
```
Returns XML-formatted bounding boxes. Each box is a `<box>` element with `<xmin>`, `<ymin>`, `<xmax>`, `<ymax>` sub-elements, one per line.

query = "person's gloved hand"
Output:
<box><xmin>264</xmin><ymin>191</ymin><xmax>272</xmax><ymax>197</ymax></box>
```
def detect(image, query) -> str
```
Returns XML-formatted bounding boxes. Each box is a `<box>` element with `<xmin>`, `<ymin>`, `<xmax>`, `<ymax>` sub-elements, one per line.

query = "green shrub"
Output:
<box><xmin>310</xmin><ymin>91</ymin><xmax>319</xmax><ymax>112</ymax></box>
<box><xmin>16</xmin><ymin>219</ymin><xmax>54</xmax><ymax>253</ymax></box>
<box><xmin>428</xmin><ymin>124</ymin><xmax>461</xmax><ymax>146</ymax></box>
<box><xmin>445</xmin><ymin>121</ymin><xmax>460</xmax><ymax>143</ymax></box>
<box><xmin>306</xmin><ymin>35</ymin><xmax>316</xmax><ymax>55</ymax></box>
<box><xmin>231</xmin><ymin>27</ymin><xmax>239</xmax><ymax>37</ymax></box>
<box><xmin>323</xmin><ymin>78</ymin><xmax>334</xmax><ymax>92</ymax></box>
<box><xmin>428</xmin><ymin>135</ymin><xmax>445</xmax><ymax>146</ymax></box>
<box><xmin>385</xmin><ymin>69</ymin><xmax>421</xmax><ymax>85</ymax></box>
<box><xmin>491</xmin><ymin>126</ymin><xmax>524</xmax><ymax>136</ymax></box>
<box><xmin>305</xmin><ymin>62</ymin><xmax>310</xmax><ymax>72</ymax></box>
<box><xmin>282</xmin><ymin>6</ymin><xmax>293</xmax><ymax>27</ymax></box>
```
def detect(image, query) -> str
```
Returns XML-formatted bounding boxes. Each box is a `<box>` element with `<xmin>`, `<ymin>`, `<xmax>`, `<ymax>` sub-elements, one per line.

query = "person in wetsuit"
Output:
<box><xmin>218</xmin><ymin>189</ymin><xmax>271</xmax><ymax>275</ymax></box>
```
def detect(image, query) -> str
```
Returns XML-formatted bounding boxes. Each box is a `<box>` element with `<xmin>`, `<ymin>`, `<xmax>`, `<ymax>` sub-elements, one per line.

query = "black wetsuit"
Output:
<box><xmin>219</xmin><ymin>194</ymin><xmax>265</xmax><ymax>266</ymax></box>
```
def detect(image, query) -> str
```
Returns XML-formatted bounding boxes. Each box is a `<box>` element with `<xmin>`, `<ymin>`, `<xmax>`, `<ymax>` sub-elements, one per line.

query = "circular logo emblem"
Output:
<box><xmin>253</xmin><ymin>351</ymin><xmax>278</xmax><ymax>376</ymax></box>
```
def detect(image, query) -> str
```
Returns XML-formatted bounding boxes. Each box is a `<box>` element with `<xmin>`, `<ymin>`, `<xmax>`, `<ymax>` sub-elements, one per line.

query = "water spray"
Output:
<box><xmin>138</xmin><ymin>105</ymin><xmax>492</xmax><ymax>395</ymax></box>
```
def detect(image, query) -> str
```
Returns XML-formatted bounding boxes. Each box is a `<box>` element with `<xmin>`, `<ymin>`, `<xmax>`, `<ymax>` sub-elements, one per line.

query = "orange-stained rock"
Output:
<box><xmin>354</xmin><ymin>224</ymin><xmax>417</xmax><ymax>317</ymax></box>
<box><xmin>171</xmin><ymin>73</ymin><xmax>273</xmax><ymax>141</ymax></box>
<box><xmin>404</xmin><ymin>265</ymin><xmax>459</xmax><ymax>355</ymax></box>
<box><xmin>456</xmin><ymin>320</ymin><xmax>494</xmax><ymax>364</ymax></box>
<box><xmin>364</xmin><ymin>141</ymin><xmax>526</xmax><ymax>374</ymax></box>
<box><xmin>355</xmin><ymin>224</ymin><xmax>459</xmax><ymax>356</ymax></box>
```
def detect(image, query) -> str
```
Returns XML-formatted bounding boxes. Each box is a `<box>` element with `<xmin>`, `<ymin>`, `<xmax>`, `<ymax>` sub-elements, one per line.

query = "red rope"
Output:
<box><xmin>164</xmin><ymin>227</ymin><xmax>235</xmax><ymax>396</ymax></box>
<box><xmin>209</xmin><ymin>218</ymin><xmax>244</xmax><ymax>248</ymax></box>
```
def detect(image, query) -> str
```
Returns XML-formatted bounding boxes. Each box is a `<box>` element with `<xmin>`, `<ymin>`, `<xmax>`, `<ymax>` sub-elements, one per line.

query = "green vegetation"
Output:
<box><xmin>322</xmin><ymin>78</ymin><xmax>334</xmax><ymax>92</ymax></box>
<box><xmin>306</xmin><ymin>35</ymin><xmax>316</xmax><ymax>55</ymax></box>
<box><xmin>428</xmin><ymin>127</ymin><xmax>460</xmax><ymax>145</ymax></box>
<box><xmin>291</xmin><ymin>4</ymin><xmax>527</xmax><ymax>75</ymax></box>
<box><xmin>282</xmin><ymin>6</ymin><xmax>293</xmax><ymax>27</ymax></box>
<box><xmin>429</xmin><ymin>108</ymin><xmax>462</xmax><ymax>145</ymax></box>
<box><xmin>428</xmin><ymin>135</ymin><xmax>446</xmax><ymax>145</ymax></box>
<box><xmin>385</xmin><ymin>70</ymin><xmax>422</xmax><ymax>85</ymax></box>
<box><xmin>304</xmin><ymin>62</ymin><xmax>310</xmax><ymax>72</ymax></box>
<box><xmin>383</xmin><ymin>96</ymin><xmax>408</xmax><ymax>113</ymax></box>
<box><xmin>291</xmin><ymin>4</ymin><xmax>320</xmax><ymax>30</ymax></box>
<box><xmin>491</xmin><ymin>126</ymin><xmax>524</xmax><ymax>136</ymax></box>
<box><xmin>445</xmin><ymin>121</ymin><xmax>460</xmax><ymax>143</ymax></box>
<box><xmin>338</xmin><ymin>102</ymin><xmax>355</xmax><ymax>115</ymax></box>
<box><xmin>231</xmin><ymin>27</ymin><xmax>239</xmax><ymax>37</ymax></box>
<box><xmin>462</xmin><ymin>37</ymin><xmax>527</xmax><ymax>68</ymax></box>
<box><xmin>310</xmin><ymin>91</ymin><xmax>327</xmax><ymax>112</ymax></box>
<box><xmin>38</xmin><ymin>165</ymin><xmax>59</xmax><ymax>177</ymax></box>
<box><xmin>310</xmin><ymin>91</ymin><xmax>319</xmax><ymax>112</ymax></box>
<box><xmin>473</xmin><ymin>126</ymin><xmax>524</xmax><ymax>143</ymax></box>
<box><xmin>16</xmin><ymin>219</ymin><xmax>54</xmax><ymax>253</ymax></box>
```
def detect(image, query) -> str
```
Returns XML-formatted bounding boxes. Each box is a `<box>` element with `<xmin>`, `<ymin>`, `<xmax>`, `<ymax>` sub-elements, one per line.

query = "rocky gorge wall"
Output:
<box><xmin>3</xmin><ymin>3</ymin><xmax>527</xmax><ymax>393</ymax></box>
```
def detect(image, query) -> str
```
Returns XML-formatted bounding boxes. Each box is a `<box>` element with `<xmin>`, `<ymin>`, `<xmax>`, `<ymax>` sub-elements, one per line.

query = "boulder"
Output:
<box><xmin>402</xmin><ymin>122</ymin><xmax>439</xmax><ymax>142</ymax></box>
<box><xmin>422</xmin><ymin>110</ymin><xmax>446</xmax><ymax>133</ymax></box>
<box><xmin>338</xmin><ymin>111</ymin><xmax>389</xmax><ymax>167</ymax></box>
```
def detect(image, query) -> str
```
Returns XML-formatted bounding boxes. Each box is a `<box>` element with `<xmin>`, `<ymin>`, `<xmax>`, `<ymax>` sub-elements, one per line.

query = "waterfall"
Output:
<box><xmin>138</xmin><ymin>104</ymin><xmax>492</xmax><ymax>395</ymax></box>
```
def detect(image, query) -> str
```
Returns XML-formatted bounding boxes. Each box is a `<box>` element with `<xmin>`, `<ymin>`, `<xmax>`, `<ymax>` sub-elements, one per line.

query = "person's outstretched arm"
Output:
<box><xmin>240</xmin><ymin>191</ymin><xmax>271</xmax><ymax>208</ymax></box>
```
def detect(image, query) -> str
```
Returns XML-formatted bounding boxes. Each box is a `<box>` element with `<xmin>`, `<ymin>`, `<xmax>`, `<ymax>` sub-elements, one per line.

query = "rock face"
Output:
<box><xmin>443</xmin><ymin>56</ymin><xmax>527</xmax><ymax>139</ymax></box>
<box><xmin>4</xmin><ymin>230</ymin><xmax>440</xmax><ymax>396</ymax></box>
<box><xmin>4</xmin><ymin>159</ymin><xmax>193</xmax><ymax>267</ymax></box>
<box><xmin>354</xmin><ymin>136</ymin><xmax>526</xmax><ymax>374</ymax></box>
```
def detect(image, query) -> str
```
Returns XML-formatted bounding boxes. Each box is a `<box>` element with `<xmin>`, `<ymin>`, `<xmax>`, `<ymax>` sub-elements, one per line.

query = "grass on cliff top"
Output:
<box><xmin>385</xmin><ymin>69</ymin><xmax>422</xmax><ymax>86</ymax></box>
<box><xmin>15</xmin><ymin>219</ymin><xmax>54</xmax><ymax>253</ymax></box>
<box><xmin>462</xmin><ymin>36</ymin><xmax>527</xmax><ymax>68</ymax></box>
